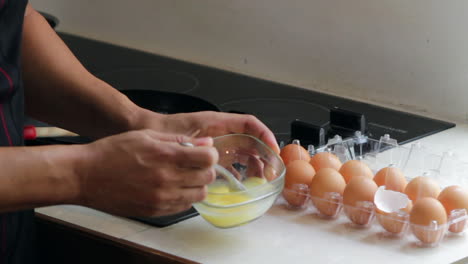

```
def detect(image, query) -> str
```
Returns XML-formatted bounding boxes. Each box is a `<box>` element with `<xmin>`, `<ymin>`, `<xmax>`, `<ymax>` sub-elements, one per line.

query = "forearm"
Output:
<box><xmin>0</xmin><ymin>145</ymin><xmax>85</xmax><ymax>212</ymax></box>
<box><xmin>21</xmin><ymin>5</ymin><xmax>149</xmax><ymax>138</ymax></box>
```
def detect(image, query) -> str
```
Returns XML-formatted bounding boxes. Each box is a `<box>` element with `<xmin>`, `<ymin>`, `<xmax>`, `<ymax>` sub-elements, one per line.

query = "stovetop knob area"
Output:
<box><xmin>287</xmin><ymin>107</ymin><xmax>368</xmax><ymax>149</ymax></box>
<box><xmin>291</xmin><ymin>120</ymin><xmax>326</xmax><ymax>147</ymax></box>
<box><xmin>328</xmin><ymin>107</ymin><xmax>367</xmax><ymax>138</ymax></box>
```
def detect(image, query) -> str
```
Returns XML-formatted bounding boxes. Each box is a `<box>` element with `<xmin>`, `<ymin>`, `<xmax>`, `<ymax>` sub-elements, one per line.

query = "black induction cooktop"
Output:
<box><xmin>31</xmin><ymin>32</ymin><xmax>454</xmax><ymax>228</ymax></box>
<box><xmin>58</xmin><ymin>32</ymin><xmax>454</xmax><ymax>146</ymax></box>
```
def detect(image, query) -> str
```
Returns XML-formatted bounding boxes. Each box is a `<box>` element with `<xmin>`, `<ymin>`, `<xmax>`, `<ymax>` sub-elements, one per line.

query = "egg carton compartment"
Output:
<box><xmin>279</xmin><ymin>132</ymin><xmax>468</xmax><ymax>247</ymax></box>
<box><xmin>378</xmin><ymin>207</ymin><xmax>468</xmax><ymax>243</ymax></box>
<box><xmin>318</xmin><ymin>133</ymin><xmax>468</xmax><ymax>187</ymax></box>
<box><xmin>343</xmin><ymin>202</ymin><xmax>375</xmax><ymax>227</ymax></box>
<box><xmin>376</xmin><ymin>210</ymin><xmax>410</xmax><ymax>237</ymax></box>
<box><xmin>280</xmin><ymin>186</ymin><xmax>468</xmax><ymax>247</ymax></box>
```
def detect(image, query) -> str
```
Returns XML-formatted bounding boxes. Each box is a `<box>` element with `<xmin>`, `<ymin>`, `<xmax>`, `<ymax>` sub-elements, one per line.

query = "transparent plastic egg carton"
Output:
<box><xmin>280</xmin><ymin>132</ymin><xmax>468</xmax><ymax>247</ymax></box>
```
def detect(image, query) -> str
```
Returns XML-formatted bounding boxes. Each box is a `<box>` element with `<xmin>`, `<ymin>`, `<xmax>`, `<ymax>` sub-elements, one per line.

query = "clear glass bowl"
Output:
<box><xmin>193</xmin><ymin>134</ymin><xmax>286</xmax><ymax>228</ymax></box>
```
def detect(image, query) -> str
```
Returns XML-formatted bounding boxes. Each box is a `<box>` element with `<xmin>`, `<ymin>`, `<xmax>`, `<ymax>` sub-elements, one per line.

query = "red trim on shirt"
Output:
<box><xmin>0</xmin><ymin>105</ymin><xmax>12</xmax><ymax>146</ymax></box>
<box><xmin>0</xmin><ymin>0</ymin><xmax>5</xmax><ymax>10</ymax></box>
<box><xmin>0</xmin><ymin>67</ymin><xmax>14</xmax><ymax>95</ymax></box>
<box><xmin>0</xmin><ymin>67</ymin><xmax>14</xmax><ymax>146</ymax></box>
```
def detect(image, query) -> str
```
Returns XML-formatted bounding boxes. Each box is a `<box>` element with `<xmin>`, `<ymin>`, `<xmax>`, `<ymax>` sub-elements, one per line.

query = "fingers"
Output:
<box><xmin>221</xmin><ymin>113</ymin><xmax>280</xmax><ymax>154</ymax></box>
<box><xmin>140</xmin><ymin>137</ymin><xmax>218</xmax><ymax>187</ymax></box>
<box><xmin>177</xmin><ymin>167</ymin><xmax>216</xmax><ymax>188</ymax></box>
<box><xmin>173</xmin><ymin>144</ymin><xmax>219</xmax><ymax>169</ymax></box>
<box><xmin>192</xmin><ymin>137</ymin><xmax>213</xmax><ymax>146</ymax></box>
<box><xmin>143</xmin><ymin>129</ymin><xmax>213</xmax><ymax>147</ymax></box>
<box><xmin>146</xmin><ymin>186</ymin><xmax>207</xmax><ymax>213</ymax></box>
<box><xmin>241</xmin><ymin>115</ymin><xmax>280</xmax><ymax>154</ymax></box>
<box><xmin>140</xmin><ymin>129</ymin><xmax>218</xmax><ymax>169</ymax></box>
<box><xmin>246</xmin><ymin>155</ymin><xmax>265</xmax><ymax>178</ymax></box>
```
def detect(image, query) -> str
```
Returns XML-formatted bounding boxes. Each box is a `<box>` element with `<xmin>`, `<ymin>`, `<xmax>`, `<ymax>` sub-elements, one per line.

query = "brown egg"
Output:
<box><xmin>410</xmin><ymin>197</ymin><xmax>447</xmax><ymax>245</ymax></box>
<box><xmin>280</xmin><ymin>143</ymin><xmax>310</xmax><ymax>165</ymax></box>
<box><xmin>438</xmin><ymin>185</ymin><xmax>468</xmax><ymax>233</ymax></box>
<box><xmin>373</xmin><ymin>166</ymin><xmax>408</xmax><ymax>192</ymax></box>
<box><xmin>404</xmin><ymin>176</ymin><xmax>441</xmax><ymax>201</ymax></box>
<box><xmin>309</xmin><ymin>152</ymin><xmax>342</xmax><ymax>172</ymax></box>
<box><xmin>309</xmin><ymin>168</ymin><xmax>346</xmax><ymax>217</ymax></box>
<box><xmin>339</xmin><ymin>160</ymin><xmax>373</xmax><ymax>184</ymax></box>
<box><xmin>376</xmin><ymin>201</ymin><xmax>412</xmax><ymax>234</ymax></box>
<box><xmin>282</xmin><ymin>184</ymin><xmax>309</xmax><ymax>209</ymax></box>
<box><xmin>282</xmin><ymin>160</ymin><xmax>315</xmax><ymax>208</ymax></box>
<box><xmin>343</xmin><ymin>176</ymin><xmax>378</xmax><ymax>225</ymax></box>
<box><xmin>284</xmin><ymin>160</ymin><xmax>316</xmax><ymax>188</ymax></box>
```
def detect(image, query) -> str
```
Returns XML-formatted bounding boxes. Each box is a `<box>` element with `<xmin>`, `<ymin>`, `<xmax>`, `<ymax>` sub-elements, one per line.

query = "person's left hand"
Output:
<box><xmin>132</xmin><ymin>109</ymin><xmax>280</xmax><ymax>154</ymax></box>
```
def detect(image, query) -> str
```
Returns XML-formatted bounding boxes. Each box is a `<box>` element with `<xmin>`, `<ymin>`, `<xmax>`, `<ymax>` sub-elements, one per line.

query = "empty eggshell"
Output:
<box><xmin>280</xmin><ymin>143</ymin><xmax>310</xmax><ymax>165</ymax></box>
<box><xmin>404</xmin><ymin>176</ymin><xmax>441</xmax><ymax>202</ymax></box>
<box><xmin>373</xmin><ymin>166</ymin><xmax>408</xmax><ymax>192</ymax></box>
<box><xmin>343</xmin><ymin>176</ymin><xmax>378</xmax><ymax>225</ymax></box>
<box><xmin>410</xmin><ymin>197</ymin><xmax>447</xmax><ymax>245</ymax></box>
<box><xmin>438</xmin><ymin>185</ymin><xmax>468</xmax><ymax>233</ymax></box>
<box><xmin>339</xmin><ymin>160</ymin><xmax>373</xmax><ymax>184</ymax></box>
<box><xmin>309</xmin><ymin>152</ymin><xmax>342</xmax><ymax>172</ymax></box>
<box><xmin>309</xmin><ymin>168</ymin><xmax>346</xmax><ymax>217</ymax></box>
<box><xmin>376</xmin><ymin>203</ymin><xmax>412</xmax><ymax>235</ymax></box>
<box><xmin>374</xmin><ymin>187</ymin><xmax>412</xmax><ymax>234</ymax></box>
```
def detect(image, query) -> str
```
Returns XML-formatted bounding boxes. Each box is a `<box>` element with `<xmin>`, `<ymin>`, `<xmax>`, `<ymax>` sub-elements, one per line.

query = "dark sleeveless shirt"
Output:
<box><xmin>0</xmin><ymin>0</ymin><xmax>36</xmax><ymax>263</ymax></box>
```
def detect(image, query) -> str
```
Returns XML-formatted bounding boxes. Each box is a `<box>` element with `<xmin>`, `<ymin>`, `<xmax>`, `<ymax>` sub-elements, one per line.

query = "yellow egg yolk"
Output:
<box><xmin>199</xmin><ymin>177</ymin><xmax>269</xmax><ymax>228</ymax></box>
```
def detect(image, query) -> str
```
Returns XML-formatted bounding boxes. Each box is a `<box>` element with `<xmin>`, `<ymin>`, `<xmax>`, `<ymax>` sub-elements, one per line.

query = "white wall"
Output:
<box><xmin>31</xmin><ymin>0</ymin><xmax>468</xmax><ymax>123</ymax></box>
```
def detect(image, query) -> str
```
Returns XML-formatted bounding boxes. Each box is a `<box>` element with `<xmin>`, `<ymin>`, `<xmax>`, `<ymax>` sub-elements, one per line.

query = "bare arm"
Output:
<box><xmin>20</xmin><ymin>5</ymin><xmax>279</xmax><ymax>153</ymax></box>
<box><xmin>0</xmin><ymin>144</ymin><xmax>83</xmax><ymax>212</ymax></box>
<box><xmin>21</xmin><ymin>4</ymin><xmax>149</xmax><ymax>139</ymax></box>
<box><xmin>0</xmin><ymin>130</ymin><xmax>216</xmax><ymax>215</ymax></box>
<box><xmin>0</xmin><ymin>4</ymin><xmax>277</xmax><ymax>215</ymax></box>
<box><xmin>2</xmin><ymin>5</ymin><xmax>215</xmax><ymax>215</ymax></box>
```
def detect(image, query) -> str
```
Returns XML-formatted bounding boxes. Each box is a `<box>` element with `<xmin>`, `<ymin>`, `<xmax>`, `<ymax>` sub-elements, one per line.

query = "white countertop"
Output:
<box><xmin>36</xmin><ymin>123</ymin><xmax>468</xmax><ymax>264</ymax></box>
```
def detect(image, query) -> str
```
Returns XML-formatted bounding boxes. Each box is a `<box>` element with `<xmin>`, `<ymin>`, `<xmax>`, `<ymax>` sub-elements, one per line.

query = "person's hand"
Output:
<box><xmin>133</xmin><ymin>110</ymin><xmax>280</xmax><ymax>154</ymax></box>
<box><xmin>75</xmin><ymin>129</ymin><xmax>218</xmax><ymax>217</ymax></box>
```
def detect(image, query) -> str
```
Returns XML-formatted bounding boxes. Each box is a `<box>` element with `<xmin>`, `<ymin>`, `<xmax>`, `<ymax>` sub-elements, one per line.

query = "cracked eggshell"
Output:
<box><xmin>375</xmin><ymin>187</ymin><xmax>412</xmax><ymax>234</ymax></box>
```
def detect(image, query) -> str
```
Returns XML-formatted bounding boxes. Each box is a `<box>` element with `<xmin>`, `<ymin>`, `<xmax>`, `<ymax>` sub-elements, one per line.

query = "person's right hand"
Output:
<box><xmin>75</xmin><ymin>129</ymin><xmax>218</xmax><ymax>217</ymax></box>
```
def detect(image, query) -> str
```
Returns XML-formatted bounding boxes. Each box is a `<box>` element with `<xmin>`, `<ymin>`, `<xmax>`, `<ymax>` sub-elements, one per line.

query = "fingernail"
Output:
<box><xmin>193</xmin><ymin>137</ymin><xmax>213</xmax><ymax>146</ymax></box>
<box><xmin>273</xmin><ymin>144</ymin><xmax>281</xmax><ymax>154</ymax></box>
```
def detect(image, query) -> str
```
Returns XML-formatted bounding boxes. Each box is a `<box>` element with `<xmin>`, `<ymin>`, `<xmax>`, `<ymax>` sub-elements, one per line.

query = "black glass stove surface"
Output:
<box><xmin>38</xmin><ymin>32</ymin><xmax>454</xmax><ymax>228</ymax></box>
<box><xmin>95</xmin><ymin>68</ymin><xmax>199</xmax><ymax>94</ymax></box>
<box><xmin>60</xmin><ymin>32</ymin><xmax>454</xmax><ymax>146</ymax></box>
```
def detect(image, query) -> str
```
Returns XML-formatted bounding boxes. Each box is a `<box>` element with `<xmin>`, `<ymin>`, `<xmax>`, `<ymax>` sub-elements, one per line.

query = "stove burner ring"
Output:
<box><xmin>220</xmin><ymin>98</ymin><xmax>330</xmax><ymax>112</ymax></box>
<box><xmin>95</xmin><ymin>67</ymin><xmax>199</xmax><ymax>94</ymax></box>
<box><xmin>220</xmin><ymin>98</ymin><xmax>331</xmax><ymax>135</ymax></box>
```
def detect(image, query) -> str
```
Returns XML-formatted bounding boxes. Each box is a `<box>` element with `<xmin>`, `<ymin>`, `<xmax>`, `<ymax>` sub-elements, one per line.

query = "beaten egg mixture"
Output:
<box><xmin>198</xmin><ymin>177</ymin><xmax>268</xmax><ymax>227</ymax></box>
